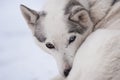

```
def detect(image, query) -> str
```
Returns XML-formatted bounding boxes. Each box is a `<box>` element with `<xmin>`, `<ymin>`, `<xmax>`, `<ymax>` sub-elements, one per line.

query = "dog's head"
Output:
<box><xmin>20</xmin><ymin>0</ymin><xmax>93</xmax><ymax>77</ymax></box>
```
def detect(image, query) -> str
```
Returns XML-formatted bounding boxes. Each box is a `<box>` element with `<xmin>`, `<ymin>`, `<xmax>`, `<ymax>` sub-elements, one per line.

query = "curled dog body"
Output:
<box><xmin>20</xmin><ymin>0</ymin><xmax>120</xmax><ymax>79</ymax></box>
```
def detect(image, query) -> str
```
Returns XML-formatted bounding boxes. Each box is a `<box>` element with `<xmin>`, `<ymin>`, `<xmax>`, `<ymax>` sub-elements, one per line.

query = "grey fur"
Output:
<box><xmin>67</xmin><ymin>21</ymin><xmax>87</xmax><ymax>34</ymax></box>
<box><xmin>34</xmin><ymin>22</ymin><xmax>46</xmax><ymax>42</ymax></box>
<box><xmin>64</xmin><ymin>0</ymin><xmax>83</xmax><ymax>15</ymax></box>
<box><xmin>34</xmin><ymin>31</ymin><xmax>46</xmax><ymax>42</ymax></box>
<box><xmin>112</xmin><ymin>0</ymin><xmax>120</xmax><ymax>5</ymax></box>
<box><xmin>39</xmin><ymin>11</ymin><xmax>47</xmax><ymax>17</ymax></box>
<box><xmin>64</xmin><ymin>0</ymin><xmax>88</xmax><ymax>34</ymax></box>
<box><xmin>20</xmin><ymin>4</ymin><xmax>40</xmax><ymax>24</ymax></box>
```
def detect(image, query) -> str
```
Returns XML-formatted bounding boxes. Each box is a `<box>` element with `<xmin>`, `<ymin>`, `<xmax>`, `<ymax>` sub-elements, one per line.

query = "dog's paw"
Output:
<box><xmin>51</xmin><ymin>75</ymin><xmax>64</xmax><ymax>80</ymax></box>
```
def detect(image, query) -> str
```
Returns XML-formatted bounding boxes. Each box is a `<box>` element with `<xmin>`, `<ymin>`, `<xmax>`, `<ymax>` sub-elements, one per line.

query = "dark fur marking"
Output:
<box><xmin>65</xmin><ymin>0</ymin><xmax>87</xmax><ymax>34</ymax></box>
<box><xmin>34</xmin><ymin>32</ymin><xmax>46</xmax><ymax>42</ymax></box>
<box><xmin>34</xmin><ymin>24</ymin><xmax>46</xmax><ymax>42</ymax></box>
<box><xmin>68</xmin><ymin>8</ymin><xmax>88</xmax><ymax>23</ymax></box>
<box><xmin>112</xmin><ymin>0</ymin><xmax>120</xmax><ymax>5</ymax></box>
<box><xmin>70</xmin><ymin>8</ymin><xmax>85</xmax><ymax>17</ymax></box>
<box><xmin>67</xmin><ymin>8</ymin><xmax>88</xmax><ymax>34</ymax></box>
<box><xmin>64</xmin><ymin>0</ymin><xmax>83</xmax><ymax>15</ymax></box>
<box><xmin>67</xmin><ymin>21</ymin><xmax>87</xmax><ymax>34</ymax></box>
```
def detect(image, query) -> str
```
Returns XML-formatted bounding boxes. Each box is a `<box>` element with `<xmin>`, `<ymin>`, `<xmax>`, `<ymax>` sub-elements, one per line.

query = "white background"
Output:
<box><xmin>0</xmin><ymin>0</ymin><xmax>58</xmax><ymax>80</ymax></box>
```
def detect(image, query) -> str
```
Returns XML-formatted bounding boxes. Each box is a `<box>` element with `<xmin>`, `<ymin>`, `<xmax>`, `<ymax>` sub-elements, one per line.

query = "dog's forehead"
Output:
<box><xmin>43</xmin><ymin>0</ymin><xmax>83</xmax><ymax>15</ymax></box>
<box><xmin>42</xmin><ymin>0</ymin><xmax>69</xmax><ymax>37</ymax></box>
<box><xmin>42</xmin><ymin>0</ymin><xmax>83</xmax><ymax>35</ymax></box>
<box><xmin>37</xmin><ymin>0</ymin><xmax>86</xmax><ymax>42</ymax></box>
<box><xmin>44</xmin><ymin>20</ymin><xmax>69</xmax><ymax>40</ymax></box>
<box><xmin>43</xmin><ymin>0</ymin><xmax>68</xmax><ymax>13</ymax></box>
<box><xmin>43</xmin><ymin>0</ymin><xmax>89</xmax><ymax>15</ymax></box>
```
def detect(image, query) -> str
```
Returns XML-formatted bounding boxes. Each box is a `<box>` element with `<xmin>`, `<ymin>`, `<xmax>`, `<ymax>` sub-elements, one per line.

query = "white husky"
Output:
<box><xmin>20</xmin><ymin>0</ymin><xmax>120</xmax><ymax>79</ymax></box>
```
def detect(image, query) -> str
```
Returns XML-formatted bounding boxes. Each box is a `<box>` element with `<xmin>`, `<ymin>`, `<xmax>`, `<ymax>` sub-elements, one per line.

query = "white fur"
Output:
<box><xmin>95</xmin><ymin>1</ymin><xmax>120</xmax><ymax>30</ymax></box>
<box><xmin>20</xmin><ymin>0</ymin><xmax>94</xmax><ymax>77</ymax></box>
<box><xmin>20</xmin><ymin>0</ymin><xmax>120</xmax><ymax>80</ymax></box>
<box><xmin>62</xmin><ymin>1</ymin><xmax>120</xmax><ymax>80</ymax></box>
<box><xmin>65</xmin><ymin>29</ymin><xmax>120</xmax><ymax>80</ymax></box>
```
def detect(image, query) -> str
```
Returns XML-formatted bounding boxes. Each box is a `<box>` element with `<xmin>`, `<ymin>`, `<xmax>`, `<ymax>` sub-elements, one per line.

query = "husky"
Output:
<box><xmin>20</xmin><ymin>0</ymin><xmax>120</xmax><ymax>79</ymax></box>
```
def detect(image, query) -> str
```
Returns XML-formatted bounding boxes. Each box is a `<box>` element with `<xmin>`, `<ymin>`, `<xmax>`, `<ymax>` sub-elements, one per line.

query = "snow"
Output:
<box><xmin>0</xmin><ymin>0</ymin><xmax>58</xmax><ymax>80</ymax></box>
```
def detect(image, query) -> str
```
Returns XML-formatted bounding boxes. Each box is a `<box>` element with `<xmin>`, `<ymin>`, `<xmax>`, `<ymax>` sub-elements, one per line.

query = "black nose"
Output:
<box><xmin>64</xmin><ymin>68</ymin><xmax>71</xmax><ymax>77</ymax></box>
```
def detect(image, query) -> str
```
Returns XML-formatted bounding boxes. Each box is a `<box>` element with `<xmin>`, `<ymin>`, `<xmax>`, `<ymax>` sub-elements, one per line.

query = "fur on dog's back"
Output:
<box><xmin>67</xmin><ymin>29</ymin><xmax>120</xmax><ymax>80</ymax></box>
<box><xmin>95</xmin><ymin>1</ymin><xmax>120</xmax><ymax>30</ymax></box>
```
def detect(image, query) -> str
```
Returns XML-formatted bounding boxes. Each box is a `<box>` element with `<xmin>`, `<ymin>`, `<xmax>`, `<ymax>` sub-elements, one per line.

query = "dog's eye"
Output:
<box><xmin>69</xmin><ymin>36</ymin><xmax>76</xmax><ymax>44</ymax></box>
<box><xmin>46</xmin><ymin>42</ymin><xmax>55</xmax><ymax>49</ymax></box>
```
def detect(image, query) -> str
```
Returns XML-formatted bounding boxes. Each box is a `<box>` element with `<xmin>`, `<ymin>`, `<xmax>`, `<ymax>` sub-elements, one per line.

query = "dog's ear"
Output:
<box><xmin>20</xmin><ymin>4</ymin><xmax>39</xmax><ymax>31</ymax></box>
<box><xmin>69</xmin><ymin>9</ymin><xmax>92</xmax><ymax>27</ymax></box>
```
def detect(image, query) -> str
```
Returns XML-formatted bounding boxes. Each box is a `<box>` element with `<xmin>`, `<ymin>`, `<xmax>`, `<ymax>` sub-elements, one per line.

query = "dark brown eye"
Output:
<box><xmin>69</xmin><ymin>36</ymin><xmax>76</xmax><ymax>44</ymax></box>
<box><xmin>46</xmin><ymin>42</ymin><xmax>55</xmax><ymax>49</ymax></box>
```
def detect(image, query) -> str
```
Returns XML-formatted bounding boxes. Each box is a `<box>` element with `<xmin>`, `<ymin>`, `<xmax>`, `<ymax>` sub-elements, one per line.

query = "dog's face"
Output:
<box><xmin>20</xmin><ymin>0</ymin><xmax>93</xmax><ymax>77</ymax></box>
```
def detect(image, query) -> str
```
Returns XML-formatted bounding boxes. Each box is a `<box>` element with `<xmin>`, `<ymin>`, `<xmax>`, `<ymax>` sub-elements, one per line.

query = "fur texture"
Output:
<box><xmin>66</xmin><ymin>29</ymin><xmax>120</xmax><ymax>80</ymax></box>
<box><xmin>20</xmin><ymin>0</ymin><xmax>120</xmax><ymax>79</ymax></box>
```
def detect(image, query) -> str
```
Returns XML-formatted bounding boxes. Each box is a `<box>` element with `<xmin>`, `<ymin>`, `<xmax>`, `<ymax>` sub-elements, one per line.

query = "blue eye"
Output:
<box><xmin>69</xmin><ymin>36</ymin><xmax>76</xmax><ymax>44</ymax></box>
<box><xmin>46</xmin><ymin>42</ymin><xmax>55</xmax><ymax>49</ymax></box>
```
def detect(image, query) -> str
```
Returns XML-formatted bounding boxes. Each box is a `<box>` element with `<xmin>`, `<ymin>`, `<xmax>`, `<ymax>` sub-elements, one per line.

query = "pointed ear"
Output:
<box><xmin>69</xmin><ymin>9</ymin><xmax>93</xmax><ymax>27</ymax></box>
<box><xmin>20</xmin><ymin>4</ymin><xmax>39</xmax><ymax>31</ymax></box>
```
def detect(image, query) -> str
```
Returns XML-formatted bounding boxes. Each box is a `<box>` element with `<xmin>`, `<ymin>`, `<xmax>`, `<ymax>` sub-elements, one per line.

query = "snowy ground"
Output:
<box><xmin>0</xmin><ymin>0</ymin><xmax>58</xmax><ymax>80</ymax></box>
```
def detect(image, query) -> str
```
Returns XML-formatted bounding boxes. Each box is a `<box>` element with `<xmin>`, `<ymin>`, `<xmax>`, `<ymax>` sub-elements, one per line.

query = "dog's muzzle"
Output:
<box><xmin>64</xmin><ymin>68</ymin><xmax>71</xmax><ymax>77</ymax></box>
